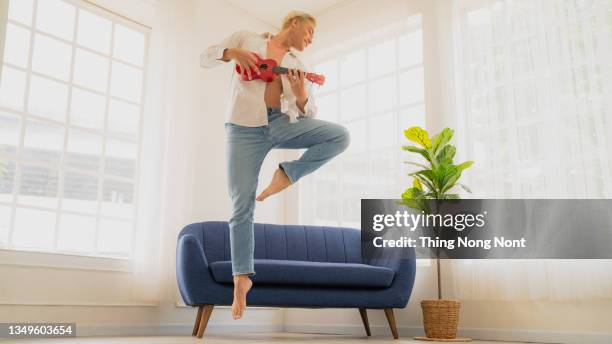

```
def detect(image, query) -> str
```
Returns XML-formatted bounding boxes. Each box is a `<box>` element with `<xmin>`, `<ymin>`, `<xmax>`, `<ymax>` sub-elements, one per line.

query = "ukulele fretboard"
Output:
<box><xmin>272</xmin><ymin>66</ymin><xmax>289</xmax><ymax>74</ymax></box>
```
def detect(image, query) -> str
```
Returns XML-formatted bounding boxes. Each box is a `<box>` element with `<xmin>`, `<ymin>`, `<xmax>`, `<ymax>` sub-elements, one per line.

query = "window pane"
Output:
<box><xmin>0</xmin><ymin>160</ymin><xmax>16</xmax><ymax>203</ymax></box>
<box><xmin>28</xmin><ymin>75</ymin><xmax>69</xmax><ymax>121</ymax></box>
<box><xmin>104</xmin><ymin>138</ymin><xmax>137</xmax><ymax>178</ymax></box>
<box><xmin>73</xmin><ymin>48</ymin><xmax>109</xmax><ymax>92</ymax></box>
<box><xmin>398</xmin><ymin>30</ymin><xmax>423</xmax><ymax>68</ymax></box>
<box><xmin>101</xmin><ymin>179</ymin><xmax>133</xmax><ymax>219</ymax></box>
<box><xmin>108</xmin><ymin>99</ymin><xmax>139</xmax><ymax>139</ymax></box>
<box><xmin>8</xmin><ymin>0</ymin><xmax>33</xmax><ymax>26</ymax></box>
<box><xmin>110</xmin><ymin>61</ymin><xmax>142</xmax><ymax>102</ymax></box>
<box><xmin>62</xmin><ymin>170</ymin><xmax>98</xmax><ymax>214</ymax></box>
<box><xmin>345</xmin><ymin>119</ymin><xmax>367</xmax><ymax>155</ymax></box>
<box><xmin>4</xmin><ymin>23</ymin><xmax>31</xmax><ymax>68</ymax></box>
<box><xmin>315</xmin><ymin>60</ymin><xmax>338</xmax><ymax>91</ymax></box>
<box><xmin>315</xmin><ymin>93</ymin><xmax>338</xmax><ymax>122</ymax></box>
<box><xmin>77</xmin><ymin>9</ymin><xmax>112</xmax><ymax>54</ymax></box>
<box><xmin>31</xmin><ymin>34</ymin><xmax>72</xmax><ymax>81</ymax></box>
<box><xmin>0</xmin><ymin>66</ymin><xmax>27</xmax><ymax>111</ymax></box>
<box><xmin>315</xmin><ymin>196</ymin><xmax>340</xmax><ymax>222</ymax></box>
<box><xmin>340</xmin><ymin>49</ymin><xmax>366</xmax><ymax>86</ymax></box>
<box><xmin>0</xmin><ymin>205</ymin><xmax>11</xmax><ymax>244</ymax></box>
<box><xmin>18</xmin><ymin>164</ymin><xmax>59</xmax><ymax>209</ymax></box>
<box><xmin>23</xmin><ymin>120</ymin><xmax>64</xmax><ymax>165</ymax></box>
<box><xmin>66</xmin><ymin>129</ymin><xmax>102</xmax><ymax>172</ymax></box>
<box><xmin>57</xmin><ymin>213</ymin><xmax>96</xmax><ymax>253</ymax></box>
<box><xmin>370</xmin><ymin>111</ymin><xmax>396</xmax><ymax>150</ymax></box>
<box><xmin>113</xmin><ymin>24</ymin><xmax>145</xmax><ymax>66</ymax></box>
<box><xmin>343</xmin><ymin>154</ymin><xmax>368</xmax><ymax>184</ymax></box>
<box><xmin>399</xmin><ymin>67</ymin><xmax>424</xmax><ymax>105</ymax></box>
<box><xmin>340</xmin><ymin>84</ymin><xmax>366</xmax><ymax>121</ymax></box>
<box><xmin>35</xmin><ymin>0</ymin><xmax>76</xmax><ymax>41</ymax></box>
<box><xmin>0</xmin><ymin>112</ymin><xmax>21</xmax><ymax>156</ymax></box>
<box><xmin>342</xmin><ymin>196</ymin><xmax>360</xmax><ymax>224</ymax></box>
<box><xmin>368</xmin><ymin>39</ymin><xmax>395</xmax><ymax>78</ymax></box>
<box><xmin>368</xmin><ymin>76</ymin><xmax>396</xmax><ymax>113</ymax></box>
<box><xmin>97</xmin><ymin>217</ymin><xmax>132</xmax><ymax>255</ymax></box>
<box><xmin>12</xmin><ymin>207</ymin><xmax>56</xmax><ymax>249</ymax></box>
<box><xmin>70</xmin><ymin>88</ymin><xmax>105</xmax><ymax>130</ymax></box>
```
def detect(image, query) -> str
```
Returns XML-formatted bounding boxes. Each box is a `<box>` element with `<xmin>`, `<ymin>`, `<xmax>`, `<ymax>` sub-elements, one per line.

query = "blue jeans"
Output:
<box><xmin>225</xmin><ymin>108</ymin><xmax>350</xmax><ymax>275</ymax></box>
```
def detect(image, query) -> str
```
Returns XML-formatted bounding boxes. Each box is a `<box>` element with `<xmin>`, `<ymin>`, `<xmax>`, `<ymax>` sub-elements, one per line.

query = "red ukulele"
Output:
<box><xmin>235</xmin><ymin>54</ymin><xmax>325</xmax><ymax>86</ymax></box>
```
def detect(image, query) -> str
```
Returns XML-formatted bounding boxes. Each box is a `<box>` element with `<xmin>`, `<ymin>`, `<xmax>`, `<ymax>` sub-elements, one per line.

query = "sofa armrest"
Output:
<box><xmin>367</xmin><ymin>248</ymin><xmax>416</xmax><ymax>307</ymax></box>
<box><xmin>176</xmin><ymin>233</ymin><xmax>216</xmax><ymax>305</ymax></box>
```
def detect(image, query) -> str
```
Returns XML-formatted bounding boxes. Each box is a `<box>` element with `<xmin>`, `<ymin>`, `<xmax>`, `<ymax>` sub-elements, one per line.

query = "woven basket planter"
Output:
<box><xmin>420</xmin><ymin>299</ymin><xmax>461</xmax><ymax>339</ymax></box>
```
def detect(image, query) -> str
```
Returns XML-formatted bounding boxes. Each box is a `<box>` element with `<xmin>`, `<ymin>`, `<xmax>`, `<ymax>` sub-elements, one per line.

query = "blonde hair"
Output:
<box><xmin>281</xmin><ymin>11</ymin><xmax>317</xmax><ymax>30</ymax></box>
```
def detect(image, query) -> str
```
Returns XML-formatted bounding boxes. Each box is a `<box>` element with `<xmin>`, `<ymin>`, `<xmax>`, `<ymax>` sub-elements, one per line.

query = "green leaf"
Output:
<box><xmin>402</xmin><ymin>145</ymin><xmax>433</xmax><ymax>164</ymax></box>
<box><xmin>401</xmin><ymin>187</ymin><xmax>422</xmax><ymax>200</ymax></box>
<box><xmin>441</xmin><ymin>165</ymin><xmax>460</xmax><ymax>187</ymax></box>
<box><xmin>398</xmin><ymin>198</ymin><xmax>426</xmax><ymax>212</ymax></box>
<box><xmin>441</xmin><ymin>170</ymin><xmax>462</xmax><ymax>194</ymax></box>
<box><xmin>413</xmin><ymin>177</ymin><xmax>422</xmax><ymax>190</ymax></box>
<box><xmin>400</xmin><ymin>187</ymin><xmax>428</xmax><ymax>212</ymax></box>
<box><xmin>431</xmin><ymin>128</ymin><xmax>454</xmax><ymax>156</ymax></box>
<box><xmin>436</xmin><ymin>145</ymin><xmax>456</xmax><ymax>165</ymax></box>
<box><xmin>457</xmin><ymin>161</ymin><xmax>474</xmax><ymax>172</ymax></box>
<box><xmin>428</xmin><ymin>162</ymin><xmax>461</xmax><ymax>196</ymax></box>
<box><xmin>413</xmin><ymin>169</ymin><xmax>436</xmax><ymax>186</ymax></box>
<box><xmin>404</xmin><ymin>127</ymin><xmax>432</xmax><ymax>149</ymax></box>
<box><xmin>401</xmin><ymin>189</ymin><xmax>411</xmax><ymax>200</ymax></box>
<box><xmin>410</xmin><ymin>172</ymin><xmax>436</xmax><ymax>193</ymax></box>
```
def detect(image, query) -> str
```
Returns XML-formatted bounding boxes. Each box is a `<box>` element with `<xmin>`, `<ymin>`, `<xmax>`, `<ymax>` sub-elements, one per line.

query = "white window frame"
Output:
<box><xmin>0</xmin><ymin>0</ymin><xmax>150</xmax><ymax>270</ymax></box>
<box><xmin>300</xmin><ymin>16</ymin><xmax>426</xmax><ymax>229</ymax></box>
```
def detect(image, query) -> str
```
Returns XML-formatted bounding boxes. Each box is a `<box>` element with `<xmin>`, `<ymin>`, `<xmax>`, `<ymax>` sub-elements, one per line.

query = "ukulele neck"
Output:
<box><xmin>272</xmin><ymin>66</ymin><xmax>314</xmax><ymax>78</ymax></box>
<box><xmin>272</xmin><ymin>66</ymin><xmax>289</xmax><ymax>74</ymax></box>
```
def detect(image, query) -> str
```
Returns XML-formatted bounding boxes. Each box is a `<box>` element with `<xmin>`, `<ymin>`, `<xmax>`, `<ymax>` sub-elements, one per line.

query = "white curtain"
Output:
<box><xmin>129</xmin><ymin>0</ymin><xmax>199</xmax><ymax>303</ymax></box>
<box><xmin>449</xmin><ymin>0</ymin><xmax>612</xmax><ymax>301</ymax></box>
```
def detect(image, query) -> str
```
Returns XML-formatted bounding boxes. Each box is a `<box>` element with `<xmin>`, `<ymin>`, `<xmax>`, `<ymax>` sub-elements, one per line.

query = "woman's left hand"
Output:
<box><xmin>286</xmin><ymin>68</ymin><xmax>308</xmax><ymax>103</ymax></box>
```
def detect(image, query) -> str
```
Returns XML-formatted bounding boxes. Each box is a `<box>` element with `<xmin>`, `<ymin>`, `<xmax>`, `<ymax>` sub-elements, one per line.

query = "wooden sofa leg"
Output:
<box><xmin>358</xmin><ymin>308</ymin><xmax>371</xmax><ymax>336</ymax></box>
<box><xmin>384</xmin><ymin>308</ymin><xmax>399</xmax><ymax>339</ymax></box>
<box><xmin>196</xmin><ymin>304</ymin><xmax>214</xmax><ymax>338</ymax></box>
<box><xmin>192</xmin><ymin>306</ymin><xmax>204</xmax><ymax>336</ymax></box>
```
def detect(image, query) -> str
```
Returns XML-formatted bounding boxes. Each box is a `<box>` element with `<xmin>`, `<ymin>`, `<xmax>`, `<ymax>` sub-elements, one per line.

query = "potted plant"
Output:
<box><xmin>398</xmin><ymin>126</ymin><xmax>473</xmax><ymax>342</ymax></box>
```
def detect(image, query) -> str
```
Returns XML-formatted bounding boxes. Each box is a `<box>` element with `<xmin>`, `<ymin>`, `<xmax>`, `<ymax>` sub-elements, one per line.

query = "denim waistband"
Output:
<box><xmin>267</xmin><ymin>107</ymin><xmax>282</xmax><ymax>116</ymax></box>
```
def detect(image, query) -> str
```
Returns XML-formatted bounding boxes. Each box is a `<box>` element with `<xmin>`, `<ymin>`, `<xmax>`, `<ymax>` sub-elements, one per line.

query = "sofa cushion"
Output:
<box><xmin>209</xmin><ymin>259</ymin><xmax>395</xmax><ymax>288</ymax></box>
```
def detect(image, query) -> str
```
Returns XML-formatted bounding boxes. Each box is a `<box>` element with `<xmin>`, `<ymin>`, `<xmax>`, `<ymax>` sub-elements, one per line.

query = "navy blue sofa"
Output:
<box><xmin>176</xmin><ymin>221</ymin><xmax>416</xmax><ymax>339</ymax></box>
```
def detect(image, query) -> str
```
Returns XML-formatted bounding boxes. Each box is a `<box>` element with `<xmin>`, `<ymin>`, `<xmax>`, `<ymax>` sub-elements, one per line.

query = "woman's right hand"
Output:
<box><xmin>224</xmin><ymin>48</ymin><xmax>261</xmax><ymax>80</ymax></box>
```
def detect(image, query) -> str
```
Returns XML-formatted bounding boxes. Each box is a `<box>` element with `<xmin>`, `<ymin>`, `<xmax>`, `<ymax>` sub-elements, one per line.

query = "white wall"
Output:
<box><xmin>0</xmin><ymin>0</ymin><xmax>8</xmax><ymax>79</ymax></box>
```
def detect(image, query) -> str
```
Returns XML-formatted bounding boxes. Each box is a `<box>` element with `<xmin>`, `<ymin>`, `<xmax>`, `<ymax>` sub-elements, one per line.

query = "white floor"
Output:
<box><xmin>0</xmin><ymin>332</ymin><xmax>534</xmax><ymax>343</ymax></box>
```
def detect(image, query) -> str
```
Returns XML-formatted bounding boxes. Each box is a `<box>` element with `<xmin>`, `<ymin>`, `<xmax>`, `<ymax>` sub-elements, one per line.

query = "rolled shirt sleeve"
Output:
<box><xmin>281</xmin><ymin>57</ymin><xmax>318</xmax><ymax>122</ymax></box>
<box><xmin>298</xmin><ymin>81</ymin><xmax>317</xmax><ymax>118</ymax></box>
<box><xmin>199</xmin><ymin>30</ymin><xmax>249</xmax><ymax>68</ymax></box>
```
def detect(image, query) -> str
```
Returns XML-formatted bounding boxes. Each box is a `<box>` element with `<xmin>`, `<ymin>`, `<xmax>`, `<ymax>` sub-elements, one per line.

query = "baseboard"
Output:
<box><xmin>76</xmin><ymin>322</ymin><xmax>284</xmax><ymax>337</ymax></box>
<box><xmin>284</xmin><ymin>323</ymin><xmax>612</xmax><ymax>344</ymax></box>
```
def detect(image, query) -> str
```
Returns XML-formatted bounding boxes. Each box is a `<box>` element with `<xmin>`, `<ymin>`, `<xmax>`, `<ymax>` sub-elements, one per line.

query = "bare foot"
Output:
<box><xmin>231</xmin><ymin>275</ymin><xmax>253</xmax><ymax>320</ymax></box>
<box><xmin>256</xmin><ymin>168</ymin><xmax>292</xmax><ymax>202</ymax></box>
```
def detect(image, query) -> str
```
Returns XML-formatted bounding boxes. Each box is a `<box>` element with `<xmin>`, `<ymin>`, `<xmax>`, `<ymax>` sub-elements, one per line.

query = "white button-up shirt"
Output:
<box><xmin>200</xmin><ymin>30</ymin><xmax>318</xmax><ymax>127</ymax></box>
